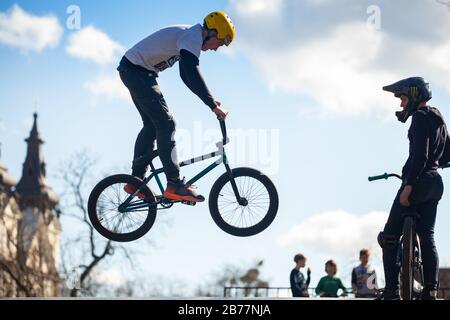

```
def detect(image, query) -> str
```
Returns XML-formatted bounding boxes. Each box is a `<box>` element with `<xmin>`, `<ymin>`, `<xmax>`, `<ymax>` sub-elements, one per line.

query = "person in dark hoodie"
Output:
<box><xmin>377</xmin><ymin>77</ymin><xmax>450</xmax><ymax>300</ymax></box>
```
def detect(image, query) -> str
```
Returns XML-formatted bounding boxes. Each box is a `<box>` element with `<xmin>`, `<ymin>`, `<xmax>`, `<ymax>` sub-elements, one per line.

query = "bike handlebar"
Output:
<box><xmin>219</xmin><ymin>119</ymin><xmax>230</xmax><ymax>147</ymax></box>
<box><xmin>368</xmin><ymin>173</ymin><xmax>402</xmax><ymax>182</ymax></box>
<box><xmin>369</xmin><ymin>163</ymin><xmax>450</xmax><ymax>182</ymax></box>
<box><xmin>442</xmin><ymin>163</ymin><xmax>450</xmax><ymax>169</ymax></box>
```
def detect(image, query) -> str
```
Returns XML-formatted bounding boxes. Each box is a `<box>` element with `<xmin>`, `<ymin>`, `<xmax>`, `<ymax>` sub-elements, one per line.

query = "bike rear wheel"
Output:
<box><xmin>401</xmin><ymin>217</ymin><xmax>415</xmax><ymax>300</ymax></box>
<box><xmin>208</xmin><ymin>167</ymin><xmax>279</xmax><ymax>237</ymax></box>
<box><xmin>88</xmin><ymin>174</ymin><xmax>157</xmax><ymax>242</ymax></box>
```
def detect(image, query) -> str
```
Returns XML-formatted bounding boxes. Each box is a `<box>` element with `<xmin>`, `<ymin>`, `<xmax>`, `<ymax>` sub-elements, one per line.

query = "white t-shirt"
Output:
<box><xmin>125</xmin><ymin>24</ymin><xmax>203</xmax><ymax>73</ymax></box>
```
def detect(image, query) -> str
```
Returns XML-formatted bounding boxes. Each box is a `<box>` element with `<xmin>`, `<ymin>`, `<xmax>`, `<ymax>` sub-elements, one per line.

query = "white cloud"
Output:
<box><xmin>277</xmin><ymin>210</ymin><xmax>388</xmax><ymax>259</ymax></box>
<box><xmin>66</xmin><ymin>26</ymin><xmax>125</xmax><ymax>65</ymax></box>
<box><xmin>245</xmin><ymin>22</ymin><xmax>397</xmax><ymax>116</ymax></box>
<box><xmin>427</xmin><ymin>41</ymin><xmax>450</xmax><ymax>80</ymax></box>
<box><xmin>230</xmin><ymin>0</ymin><xmax>283</xmax><ymax>15</ymax></box>
<box><xmin>228</xmin><ymin>0</ymin><xmax>450</xmax><ymax>117</ymax></box>
<box><xmin>84</xmin><ymin>73</ymin><xmax>130</xmax><ymax>103</ymax></box>
<box><xmin>0</xmin><ymin>4</ymin><xmax>63</xmax><ymax>53</ymax></box>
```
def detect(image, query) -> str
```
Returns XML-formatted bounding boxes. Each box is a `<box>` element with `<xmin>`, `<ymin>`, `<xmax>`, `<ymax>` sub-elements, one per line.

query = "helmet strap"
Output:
<box><xmin>395</xmin><ymin>110</ymin><xmax>411</xmax><ymax>123</ymax></box>
<box><xmin>396</xmin><ymin>97</ymin><xmax>419</xmax><ymax>123</ymax></box>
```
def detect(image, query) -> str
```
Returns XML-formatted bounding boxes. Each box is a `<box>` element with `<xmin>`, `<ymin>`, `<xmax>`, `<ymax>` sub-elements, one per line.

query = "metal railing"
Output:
<box><xmin>224</xmin><ymin>286</ymin><xmax>450</xmax><ymax>299</ymax></box>
<box><xmin>223</xmin><ymin>287</ymin><xmax>356</xmax><ymax>298</ymax></box>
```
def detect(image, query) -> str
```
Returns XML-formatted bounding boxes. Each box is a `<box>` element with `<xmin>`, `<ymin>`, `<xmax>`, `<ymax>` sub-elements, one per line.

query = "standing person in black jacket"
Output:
<box><xmin>290</xmin><ymin>253</ymin><xmax>311</xmax><ymax>297</ymax></box>
<box><xmin>377</xmin><ymin>77</ymin><xmax>450</xmax><ymax>300</ymax></box>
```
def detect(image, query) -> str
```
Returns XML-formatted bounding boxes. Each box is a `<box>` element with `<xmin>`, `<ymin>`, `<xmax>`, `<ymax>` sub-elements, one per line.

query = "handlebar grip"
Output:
<box><xmin>219</xmin><ymin>119</ymin><xmax>228</xmax><ymax>146</ymax></box>
<box><xmin>368</xmin><ymin>173</ymin><xmax>388</xmax><ymax>182</ymax></box>
<box><xmin>441</xmin><ymin>162</ymin><xmax>450</xmax><ymax>169</ymax></box>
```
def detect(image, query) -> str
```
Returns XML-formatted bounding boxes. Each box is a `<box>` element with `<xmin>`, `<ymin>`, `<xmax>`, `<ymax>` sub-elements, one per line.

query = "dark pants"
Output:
<box><xmin>117</xmin><ymin>58</ymin><xmax>180</xmax><ymax>180</ymax></box>
<box><xmin>382</xmin><ymin>172</ymin><xmax>443</xmax><ymax>290</ymax></box>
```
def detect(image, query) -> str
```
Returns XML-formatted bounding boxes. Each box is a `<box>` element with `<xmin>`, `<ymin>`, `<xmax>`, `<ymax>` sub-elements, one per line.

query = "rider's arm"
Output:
<box><xmin>401</xmin><ymin>157</ymin><xmax>411</xmax><ymax>180</ymax></box>
<box><xmin>439</xmin><ymin>133</ymin><xmax>450</xmax><ymax>167</ymax></box>
<box><xmin>405</xmin><ymin>113</ymin><xmax>430</xmax><ymax>186</ymax></box>
<box><xmin>179</xmin><ymin>49</ymin><xmax>217</xmax><ymax>110</ymax></box>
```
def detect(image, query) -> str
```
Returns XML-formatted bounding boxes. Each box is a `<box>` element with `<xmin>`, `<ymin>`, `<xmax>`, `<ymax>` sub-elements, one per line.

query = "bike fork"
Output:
<box><xmin>224</xmin><ymin>163</ymin><xmax>248</xmax><ymax>206</ymax></box>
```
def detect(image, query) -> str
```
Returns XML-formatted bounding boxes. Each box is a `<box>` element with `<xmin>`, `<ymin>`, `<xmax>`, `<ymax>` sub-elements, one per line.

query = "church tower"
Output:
<box><xmin>0</xmin><ymin>113</ymin><xmax>61</xmax><ymax>297</ymax></box>
<box><xmin>16</xmin><ymin>113</ymin><xmax>59</xmax><ymax>210</ymax></box>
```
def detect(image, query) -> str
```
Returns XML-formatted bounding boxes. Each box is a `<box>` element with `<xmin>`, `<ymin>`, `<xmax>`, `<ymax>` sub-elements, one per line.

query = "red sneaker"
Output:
<box><xmin>123</xmin><ymin>184</ymin><xmax>146</xmax><ymax>200</ymax></box>
<box><xmin>163</xmin><ymin>178</ymin><xmax>205</xmax><ymax>203</ymax></box>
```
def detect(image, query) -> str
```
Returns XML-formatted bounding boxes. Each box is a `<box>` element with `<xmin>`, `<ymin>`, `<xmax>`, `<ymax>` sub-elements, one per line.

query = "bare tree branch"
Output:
<box><xmin>0</xmin><ymin>259</ymin><xmax>31</xmax><ymax>296</ymax></box>
<box><xmin>57</xmin><ymin>150</ymin><xmax>157</xmax><ymax>297</ymax></box>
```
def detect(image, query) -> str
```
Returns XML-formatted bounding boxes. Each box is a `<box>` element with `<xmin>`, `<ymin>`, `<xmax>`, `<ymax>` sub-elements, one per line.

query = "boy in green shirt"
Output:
<box><xmin>315</xmin><ymin>260</ymin><xmax>348</xmax><ymax>298</ymax></box>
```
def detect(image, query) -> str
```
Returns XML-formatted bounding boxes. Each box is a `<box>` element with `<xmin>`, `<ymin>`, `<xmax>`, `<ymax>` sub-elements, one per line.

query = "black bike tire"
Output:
<box><xmin>401</xmin><ymin>217</ymin><xmax>415</xmax><ymax>300</ymax></box>
<box><xmin>208</xmin><ymin>167</ymin><xmax>279</xmax><ymax>237</ymax></box>
<box><xmin>414</xmin><ymin>234</ymin><xmax>425</xmax><ymax>289</ymax></box>
<box><xmin>88</xmin><ymin>174</ymin><xmax>157</xmax><ymax>242</ymax></box>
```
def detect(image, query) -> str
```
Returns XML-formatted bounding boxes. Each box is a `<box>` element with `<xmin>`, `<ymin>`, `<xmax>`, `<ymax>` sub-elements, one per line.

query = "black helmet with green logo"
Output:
<box><xmin>383</xmin><ymin>77</ymin><xmax>432</xmax><ymax>123</ymax></box>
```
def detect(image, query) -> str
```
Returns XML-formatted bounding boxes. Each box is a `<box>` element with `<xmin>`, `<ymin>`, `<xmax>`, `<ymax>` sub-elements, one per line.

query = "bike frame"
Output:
<box><xmin>120</xmin><ymin>120</ymin><xmax>244</xmax><ymax>212</ymax></box>
<box><xmin>148</xmin><ymin>144</ymin><xmax>228</xmax><ymax>196</ymax></box>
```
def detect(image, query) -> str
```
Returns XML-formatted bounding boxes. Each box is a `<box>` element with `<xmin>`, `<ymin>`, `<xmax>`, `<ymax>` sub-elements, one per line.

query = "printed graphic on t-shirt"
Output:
<box><xmin>352</xmin><ymin>265</ymin><xmax>377</xmax><ymax>295</ymax></box>
<box><xmin>154</xmin><ymin>55</ymin><xmax>181</xmax><ymax>72</ymax></box>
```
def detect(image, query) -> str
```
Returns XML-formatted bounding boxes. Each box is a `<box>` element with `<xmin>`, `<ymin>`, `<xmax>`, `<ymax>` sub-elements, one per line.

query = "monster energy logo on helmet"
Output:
<box><xmin>383</xmin><ymin>77</ymin><xmax>432</xmax><ymax>123</ymax></box>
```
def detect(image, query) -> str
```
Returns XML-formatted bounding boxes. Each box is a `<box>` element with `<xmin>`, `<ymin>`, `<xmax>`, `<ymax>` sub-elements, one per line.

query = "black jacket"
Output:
<box><xmin>290</xmin><ymin>268</ymin><xmax>310</xmax><ymax>297</ymax></box>
<box><xmin>402</xmin><ymin>106</ymin><xmax>450</xmax><ymax>185</ymax></box>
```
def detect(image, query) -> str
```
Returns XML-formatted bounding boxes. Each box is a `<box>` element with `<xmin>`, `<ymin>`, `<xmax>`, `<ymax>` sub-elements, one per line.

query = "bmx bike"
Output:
<box><xmin>88</xmin><ymin>120</ymin><xmax>279</xmax><ymax>242</ymax></box>
<box><xmin>368</xmin><ymin>166</ymin><xmax>449</xmax><ymax>300</ymax></box>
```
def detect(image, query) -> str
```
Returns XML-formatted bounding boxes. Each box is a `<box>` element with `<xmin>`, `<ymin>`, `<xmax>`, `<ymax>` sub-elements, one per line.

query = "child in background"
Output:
<box><xmin>290</xmin><ymin>253</ymin><xmax>311</xmax><ymax>297</ymax></box>
<box><xmin>351</xmin><ymin>249</ymin><xmax>378</xmax><ymax>298</ymax></box>
<box><xmin>315</xmin><ymin>260</ymin><xmax>348</xmax><ymax>298</ymax></box>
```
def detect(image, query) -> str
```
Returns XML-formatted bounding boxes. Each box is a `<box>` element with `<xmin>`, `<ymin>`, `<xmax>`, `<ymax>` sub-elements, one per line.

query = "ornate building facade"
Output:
<box><xmin>0</xmin><ymin>113</ymin><xmax>61</xmax><ymax>297</ymax></box>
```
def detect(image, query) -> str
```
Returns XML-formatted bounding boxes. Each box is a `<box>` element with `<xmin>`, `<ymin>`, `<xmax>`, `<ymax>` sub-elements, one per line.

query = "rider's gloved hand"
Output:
<box><xmin>400</xmin><ymin>185</ymin><xmax>413</xmax><ymax>207</ymax></box>
<box><xmin>212</xmin><ymin>101</ymin><xmax>229</xmax><ymax>120</ymax></box>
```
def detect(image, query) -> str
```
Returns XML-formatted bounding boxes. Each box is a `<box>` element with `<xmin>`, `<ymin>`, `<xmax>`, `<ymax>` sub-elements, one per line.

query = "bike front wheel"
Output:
<box><xmin>401</xmin><ymin>216</ymin><xmax>415</xmax><ymax>300</ymax></box>
<box><xmin>209</xmin><ymin>167</ymin><xmax>279</xmax><ymax>237</ymax></box>
<box><xmin>88</xmin><ymin>174</ymin><xmax>157</xmax><ymax>242</ymax></box>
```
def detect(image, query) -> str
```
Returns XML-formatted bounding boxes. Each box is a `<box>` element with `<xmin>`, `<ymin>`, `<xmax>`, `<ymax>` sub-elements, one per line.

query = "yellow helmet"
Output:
<box><xmin>204</xmin><ymin>11</ymin><xmax>235</xmax><ymax>46</ymax></box>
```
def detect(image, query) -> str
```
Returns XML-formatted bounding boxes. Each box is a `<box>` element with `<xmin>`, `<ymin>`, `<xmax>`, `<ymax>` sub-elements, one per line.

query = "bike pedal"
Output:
<box><xmin>181</xmin><ymin>200</ymin><xmax>197</xmax><ymax>206</ymax></box>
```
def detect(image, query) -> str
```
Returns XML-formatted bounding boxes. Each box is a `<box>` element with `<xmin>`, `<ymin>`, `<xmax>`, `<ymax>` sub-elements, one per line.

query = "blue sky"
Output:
<box><xmin>2</xmin><ymin>0</ymin><xmax>450</xmax><ymax>295</ymax></box>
